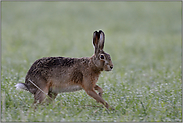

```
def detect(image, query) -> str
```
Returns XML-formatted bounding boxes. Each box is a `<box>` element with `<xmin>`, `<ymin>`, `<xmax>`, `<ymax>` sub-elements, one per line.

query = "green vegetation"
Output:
<box><xmin>1</xmin><ymin>2</ymin><xmax>181</xmax><ymax>122</ymax></box>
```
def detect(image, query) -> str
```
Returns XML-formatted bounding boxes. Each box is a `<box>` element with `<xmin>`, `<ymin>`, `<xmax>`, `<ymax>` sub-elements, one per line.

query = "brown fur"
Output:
<box><xmin>16</xmin><ymin>30</ymin><xmax>114</xmax><ymax>110</ymax></box>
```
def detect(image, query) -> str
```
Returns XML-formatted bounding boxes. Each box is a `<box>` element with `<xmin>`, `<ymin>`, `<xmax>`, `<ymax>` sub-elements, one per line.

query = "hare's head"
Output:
<box><xmin>92</xmin><ymin>30</ymin><xmax>113</xmax><ymax>71</ymax></box>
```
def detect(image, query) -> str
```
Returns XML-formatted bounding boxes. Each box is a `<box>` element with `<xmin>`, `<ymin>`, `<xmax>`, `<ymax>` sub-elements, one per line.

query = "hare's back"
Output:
<box><xmin>26</xmin><ymin>57</ymin><xmax>76</xmax><ymax>81</ymax></box>
<box><xmin>35</xmin><ymin>57</ymin><xmax>75</xmax><ymax>68</ymax></box>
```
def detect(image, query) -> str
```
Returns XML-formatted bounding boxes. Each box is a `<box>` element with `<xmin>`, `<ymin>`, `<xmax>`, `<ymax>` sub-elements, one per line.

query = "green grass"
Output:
<box><xmin>1</xmin><ymin>1</ymin><xmax>182</xmax><ymax>122</ymax></box>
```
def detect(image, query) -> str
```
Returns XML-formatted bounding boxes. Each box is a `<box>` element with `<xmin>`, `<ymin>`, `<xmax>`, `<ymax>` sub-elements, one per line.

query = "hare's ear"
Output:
<box><xmin>98</xmin><ymin>30</ymin><xmax>105</xmax><ymax>50</ymax></box>
<box><xmin>93</xmin><ymin>31</ymin><xmax>100</xmax><ymax>54</ymax></box>
<box><xmin>93</xmin><ymin>31</ymin><xmax>98</xmax><ymax>47</ymax></box>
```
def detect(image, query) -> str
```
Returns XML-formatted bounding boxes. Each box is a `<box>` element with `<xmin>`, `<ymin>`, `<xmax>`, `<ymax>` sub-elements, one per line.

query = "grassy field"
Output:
<box><xmin>1</xmin><ymin>2</ymin><xmax>182</xmax><ymax>122</ymax></box>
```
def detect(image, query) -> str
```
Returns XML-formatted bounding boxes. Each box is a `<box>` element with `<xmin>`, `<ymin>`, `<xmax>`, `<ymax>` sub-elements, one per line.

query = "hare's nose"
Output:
<box><xmin>110</xmin><ymin>65</ymin><xmax>113</xmax><ymax>69</ymax></box>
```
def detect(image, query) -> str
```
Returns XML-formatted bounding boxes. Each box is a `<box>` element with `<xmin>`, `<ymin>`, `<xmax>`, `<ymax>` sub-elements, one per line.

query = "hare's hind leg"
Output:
<box><xmin>33</xmin><ymin>88</ymin><xmax>58</xmax><ymax>105</ymax></box>
<box><xmin>45</xmin><ymin>91</ymin><xmax>58</xmax><ymax>103</ymax></box>
<box><xmin>33</xmin><ymin>91</ymin><xmax>57</xmax><ymax>109</ymax></box>
<box><xmin>48</xmin><ymin>91</ymin><xmax>58</xmax><ymax>99</ymax></box>
<box><xmin>33</xmin><ymin>86</ymin><xmax>49</xmax><ymax>106</ymax></box>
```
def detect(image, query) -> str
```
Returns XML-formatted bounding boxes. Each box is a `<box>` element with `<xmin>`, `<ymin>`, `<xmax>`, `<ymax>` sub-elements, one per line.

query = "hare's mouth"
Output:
<box><xmin>104</xmin><ymin>65</ymin><xmax>113</xmax><ymax>71</ymax></box>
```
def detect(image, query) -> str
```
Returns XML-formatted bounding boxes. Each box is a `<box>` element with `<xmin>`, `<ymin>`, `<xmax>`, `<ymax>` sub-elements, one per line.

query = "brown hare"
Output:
<box><xmin>15</xmin><ymin>30</ymin><xmax>114</xmax><ymax>110</ymax></box>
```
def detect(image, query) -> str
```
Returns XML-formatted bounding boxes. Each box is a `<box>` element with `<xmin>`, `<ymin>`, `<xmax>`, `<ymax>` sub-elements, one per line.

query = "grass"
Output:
<box><xmin>1</xmin><ymin>1</ymin><xmax>182</xmax><ymax>122</ymax></box>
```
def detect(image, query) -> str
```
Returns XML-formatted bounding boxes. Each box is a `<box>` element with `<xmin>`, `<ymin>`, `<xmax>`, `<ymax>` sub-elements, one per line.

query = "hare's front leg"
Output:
<box><xmin>82</xmin><ymin>78</ymin><xmax>114</xmax><ymax>110</ymax></box>
<box><xmin>84</xmin><ymin>87</ymin><xmax>109</xmax><ymax>109</ymax></box>
<box><xmin>94</xmin><ymin>85</ymin><xmax>103</xmax><ymax>97</ymax></box>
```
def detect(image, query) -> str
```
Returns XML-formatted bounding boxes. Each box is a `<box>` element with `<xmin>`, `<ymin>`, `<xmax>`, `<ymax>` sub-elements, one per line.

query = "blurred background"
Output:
<box><xmin>2</xmin><ymin>2</ymin><xmax>181</xmax><ymax>71</ymax></box>
<box><xmin>1</xmin><ymin>2</ymin><xmax>182</xmax><ymax>122</ymax></box>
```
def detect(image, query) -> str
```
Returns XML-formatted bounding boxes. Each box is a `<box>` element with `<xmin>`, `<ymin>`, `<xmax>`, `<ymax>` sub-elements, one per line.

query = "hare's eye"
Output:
<box><xmin>100</xmin><ymin>54</ymin><xmax>105</xmax><ymax>60</ymax></box>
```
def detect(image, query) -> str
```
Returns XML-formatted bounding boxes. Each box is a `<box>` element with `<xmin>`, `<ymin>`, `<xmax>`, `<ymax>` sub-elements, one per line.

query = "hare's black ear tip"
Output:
<box><xmin>93</xmin><ymin>31</ymin><xmax>97</xmax><ymax>34</ymax></box>
<box><xmin>93</xmin><ymin>30</ymin><xmax>103</xmax><ymax>32</ymax></box>
<box><xmin>99</xmin><ymin>30</ymin><xmax>104</xmax><ymax>34</ymax></box>
<box><xmin>93</xmin><ymin>30</ymin><xmax>104</xmax><ymax>36</ymax></box>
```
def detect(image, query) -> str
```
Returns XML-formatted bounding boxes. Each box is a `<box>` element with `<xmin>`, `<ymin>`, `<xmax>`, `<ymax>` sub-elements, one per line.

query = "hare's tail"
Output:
<box><xmin>15</xmin><ymin>83</ymin><xmax>28</xmax><ymax>91</ymax></box>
